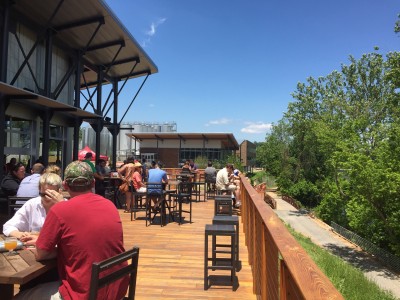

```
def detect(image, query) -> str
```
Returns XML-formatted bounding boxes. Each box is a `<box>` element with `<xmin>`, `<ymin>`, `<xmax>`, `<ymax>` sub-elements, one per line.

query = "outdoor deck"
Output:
<box><xmin>120</xmin><ymin>196</ymin><xmax>256</xmax><ymax>300</ymax></box>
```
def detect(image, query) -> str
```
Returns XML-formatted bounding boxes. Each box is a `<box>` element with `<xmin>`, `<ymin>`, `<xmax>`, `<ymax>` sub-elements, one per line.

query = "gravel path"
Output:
<box><xmin>267</xmin><ymin>192</ymin><xmax>400</xmax><ymax>299</ymax></box>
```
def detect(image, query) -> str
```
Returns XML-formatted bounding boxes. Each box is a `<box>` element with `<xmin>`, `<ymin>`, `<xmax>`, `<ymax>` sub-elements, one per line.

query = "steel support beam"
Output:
<box><xmin>0</xmin><ymin>93</ymin><xmax>6</xmax><ymax>179</ymax></box>
<box><xmin>95</xmin><ymin>67</ymin><xmax>103</xmax><ymax>161</ymax></box>
<box><xmin>111</xmin><ymin>79</ymin><xmax>119</xmax><ymax>169</ymax></box>
<box><xmin>73</xmin><ymin>51</ymin><xmax>83</xmax><ymax>161</ymax></box>
<box><xmin>0</xmin><ymin>0</ymin><xmax>11</xmax><ymax>82</ymax></box>
<box><xmin>44</xmin><ymin>29</ymin><xmax>54</xmax><ymax>97</ymax></box>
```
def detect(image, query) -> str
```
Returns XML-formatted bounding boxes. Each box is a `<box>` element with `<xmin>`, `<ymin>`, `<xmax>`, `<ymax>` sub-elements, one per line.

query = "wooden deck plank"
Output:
<box><xmin>121</xmin><ymin>195</ymin><xmax>256</xmax><ymax>299</ymax></box>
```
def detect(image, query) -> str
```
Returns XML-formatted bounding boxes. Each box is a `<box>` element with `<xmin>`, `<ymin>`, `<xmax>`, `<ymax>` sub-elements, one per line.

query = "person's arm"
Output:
<box><xmin>162</xmin><ymin>172</ymin><xmax>169</xmax><ymax>184</ymax></box>
<box><xmin>94</xmin><ymin>167</ymin><xmax>104</xmax><ymax>181</ymax></box>
<box><xmin>3</xmin><ymin>202</ymin><xmax>31</xmax><ymax>236</ymax></box>
<box><xmin>35</xmin><ymin>247</ymin><xmax>57</xmax><ymax>261</ymax></box>
<box><xmin>117</xmin><ymin>164</ymin><xmax>127</xmax><ymax>177</ymax></box>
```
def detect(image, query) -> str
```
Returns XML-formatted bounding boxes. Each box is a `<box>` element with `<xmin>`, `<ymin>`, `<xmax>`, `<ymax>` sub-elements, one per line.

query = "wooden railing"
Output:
<box><xmin>239</xmin><ymin>175</ymin><xmax>344</xmax><ymax>300</ymax></box>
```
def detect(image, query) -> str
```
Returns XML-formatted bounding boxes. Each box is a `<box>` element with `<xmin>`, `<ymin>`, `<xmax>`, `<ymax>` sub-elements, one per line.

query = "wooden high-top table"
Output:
<box><xmin>0</xmin><ymin>235</ymin><xmax>57</xmax><ymax>300</ymax></box>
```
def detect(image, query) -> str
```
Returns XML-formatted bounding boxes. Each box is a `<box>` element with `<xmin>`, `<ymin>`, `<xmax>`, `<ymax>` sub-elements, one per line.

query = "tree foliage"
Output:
<box><xmin>256</xmin><ymin>51</ymin><xmax>400</xmax><ymax>255</ymax></box>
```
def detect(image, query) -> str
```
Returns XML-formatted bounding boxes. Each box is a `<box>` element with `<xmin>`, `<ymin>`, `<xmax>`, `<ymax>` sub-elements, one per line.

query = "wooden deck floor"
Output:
<box><xmin>121</xmin><ymin>196</ymin><xmax>256</xmax><ymax>300</ymax></box>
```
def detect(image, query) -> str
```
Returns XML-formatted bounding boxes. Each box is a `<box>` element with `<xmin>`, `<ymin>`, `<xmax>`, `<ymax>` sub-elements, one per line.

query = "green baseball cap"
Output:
<box><xmin>64</xmin><ymin>161</ymin><xmax>94</xmax><ymax>186</ymax></box>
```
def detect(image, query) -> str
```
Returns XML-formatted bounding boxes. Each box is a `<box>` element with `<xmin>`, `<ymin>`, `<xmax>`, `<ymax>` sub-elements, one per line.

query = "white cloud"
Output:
<box><xmin>240</xmin><ymin>122</ymin><xmax>272</xmax><ymax>134</ymax></box>
<box><xmin>146</xmin><ymin>18</ymin><xmax>167</xmax><ymax>36</ymax></box>
<box><xmin>205</xmin><ymin>118</ymin><xmax>232</xmax><ymax>127</ymax></box>
<box><xmin>142</xmin><ymin>17</ymin><xmax>166</xmax><ymax>47</ymax></box>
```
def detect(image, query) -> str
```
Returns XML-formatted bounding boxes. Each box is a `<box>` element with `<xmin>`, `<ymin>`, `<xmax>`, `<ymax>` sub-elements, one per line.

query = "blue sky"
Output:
<box><xmin>104</xmin><ymin>0</ymin><xmax>400</xmax><ymax>143</ymax></box>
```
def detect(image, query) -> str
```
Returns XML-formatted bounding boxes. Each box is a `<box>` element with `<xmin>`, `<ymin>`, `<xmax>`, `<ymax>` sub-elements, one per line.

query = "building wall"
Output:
<box><xmin>7</xmin><ymin>23</ymin><xmax>74</xmax><ymax>103</ymax></box>
<box><xmin>5</xmin><ymin>21</ymin><xmax>74</xmax><ymax>165</ymax></box>
<box><xmin>140</xmin><ymin>147</ymin><xmax>179</xmax><ymax>168</ymax></box>
<box><xmin>237</xmin><ymin>140</ymin><xmax>256</xmax><ymax>171</ymax></box>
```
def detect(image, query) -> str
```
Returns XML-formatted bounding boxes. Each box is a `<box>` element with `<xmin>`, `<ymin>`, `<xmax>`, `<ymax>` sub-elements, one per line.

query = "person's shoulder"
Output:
<box><xmin>24</xmin><ymin>196</ymin><xmax>42</xmax><ymax>207</ymax></box>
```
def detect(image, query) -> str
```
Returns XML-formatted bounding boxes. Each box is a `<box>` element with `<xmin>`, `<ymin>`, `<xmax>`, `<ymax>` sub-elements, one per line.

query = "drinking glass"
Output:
<box><xmin>4</xmin><ymin>237</ymin><xmax>18</xmax><ymax>256</ymax></box>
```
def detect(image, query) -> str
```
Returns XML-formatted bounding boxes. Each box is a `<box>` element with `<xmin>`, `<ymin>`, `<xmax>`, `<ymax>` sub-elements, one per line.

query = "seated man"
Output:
<box><xmin>204</xmin><ymin>161</ymin><xmax>217</xmax><ymax>191</ymax></box>
<box><xmin>3</xmin><ymin>173</ymin><xmax>64</xmax><ymax>244</ymax></box>
<box><xmin>147</xmin><ymin>161</ymin><xmax>168</xmax><ymax>207</ymax></box>
<box><xmin>216</xmin><ymin>163</ymin><xmax>240</xmax><ymax>207</ymax></box>
<box><xmin>13</xmin><ymin>161</ymin><xmax>128</xmax><ymax>300</ymax></box>
<box><xmin>17</xmin><ymin>163</ymin><xmax>45</xmax><ymax>197</ymax></box>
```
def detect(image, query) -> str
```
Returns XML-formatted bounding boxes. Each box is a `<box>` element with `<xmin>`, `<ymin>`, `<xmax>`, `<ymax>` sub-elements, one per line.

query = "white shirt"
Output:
<box><xmin>216</xmin><ymin>168</ymin><xmax>230</xmax><ymax>190</ymax></box>
<box><xmin>3</xmin><ymin>196</ymin><xmax>46</xmax><ymax>236</ymax></box>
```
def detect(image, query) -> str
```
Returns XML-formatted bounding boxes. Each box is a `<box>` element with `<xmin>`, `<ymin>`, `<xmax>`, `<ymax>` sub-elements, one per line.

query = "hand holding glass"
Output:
<box><xmin>4</xmin><ymin>237</ymin><xmax>18</xmax><ymax>256</ymax></box>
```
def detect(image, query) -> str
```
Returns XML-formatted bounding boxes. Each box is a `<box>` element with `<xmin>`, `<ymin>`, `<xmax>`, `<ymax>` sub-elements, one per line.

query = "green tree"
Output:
<box><xmin>257</xmin><ymin>51</ymin><xmax>400</xmax><ymax>255</ymax></box>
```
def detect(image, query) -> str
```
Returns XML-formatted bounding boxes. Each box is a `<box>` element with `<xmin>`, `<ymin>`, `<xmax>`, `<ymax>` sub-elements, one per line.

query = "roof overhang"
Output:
<box><xmin>11</xmin><ymin>0</ymin><xmax>158</xmax><ymax>88</ymax></box>
<box><xmin>126</xmin><ymin>133</ymin><xmax>240</xmax><ymax>150</ymax></box>
<box><xmin>0</xmin><ymin>82</ymin><xmax>101</xmax><ymax>121</ymax></box>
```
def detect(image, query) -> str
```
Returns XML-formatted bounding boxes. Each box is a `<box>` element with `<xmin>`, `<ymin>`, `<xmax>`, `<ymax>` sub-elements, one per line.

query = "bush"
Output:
<box><xmin>287</xmin><ymin>180</ymin><xmax>321</xmax><ymax>208</ymax></box>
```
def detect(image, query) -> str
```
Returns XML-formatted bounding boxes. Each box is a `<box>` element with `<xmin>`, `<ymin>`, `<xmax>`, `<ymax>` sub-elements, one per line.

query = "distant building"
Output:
<box><xmin>81</xmin><ymin>122</ymin><xmax>177</xmax><ymax>162</ymax></box>
<box><xmin>127</xmin><ymin>132</ymin><xmax>239</xmax><ymax>168</ymax></box>
<box><xmin>236</xmin><ymin>140</ymin><xmax>256</xmax><ymax>172</ymax></box>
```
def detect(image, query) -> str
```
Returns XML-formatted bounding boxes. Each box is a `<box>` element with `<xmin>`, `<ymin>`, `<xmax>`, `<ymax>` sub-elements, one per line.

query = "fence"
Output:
<box><xmin>282</xmin><ymin>194</ymin><xmax>301</xmax><ymax>210</ymax></box>
<box><xmin>239</xmin><ymin>175</ymin><xmax>343</xmax><ymax>299</ymax></box>
<box><xmin>331</xmin><ymin>222</ymin><xmax>400</xmax><ymax>274</ymax></box>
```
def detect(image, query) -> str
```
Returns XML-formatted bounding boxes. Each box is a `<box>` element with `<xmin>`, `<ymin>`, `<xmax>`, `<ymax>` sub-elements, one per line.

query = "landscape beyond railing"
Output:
<box><xmin>239</xmin><ymin>175</ymin><xmax>344</xmax><ymax>300</ymax></box>
<box><xmin>331</xmin><ymin>222</ymin><xmax>400</xmax><ymax>274</ymax></box>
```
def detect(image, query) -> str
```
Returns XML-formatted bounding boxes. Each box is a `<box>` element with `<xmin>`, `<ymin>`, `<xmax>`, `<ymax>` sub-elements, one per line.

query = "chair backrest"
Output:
<box><xmin>205</xmin><ymin>173</ymin><xmax>216</xmax><ymax>183</ymax></box>
<box><xmin>179</xmin><ymin>181</ymin><xmax>192</xmax><ymax>195</ymax></box>
<box><xmin>8</xmin><ymin>196</ymin><xmax>31</xmax><ymax>216</ymax></box>
<box><xmin>89</xmin><ymin>247</ymin><xmax>140</xmax><ymax>300</ymax></box>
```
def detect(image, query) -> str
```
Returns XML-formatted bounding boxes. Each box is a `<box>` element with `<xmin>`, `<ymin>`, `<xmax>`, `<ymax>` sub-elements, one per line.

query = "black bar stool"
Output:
<box><xmin>204</xmin><ymin>224</ymin><xmax>236</xmax><ymax>290</ymax></box>
<box><xmin>212</xmin><ymin>215</ymin><xmax>240</xmax><ymax>270</ymax></box>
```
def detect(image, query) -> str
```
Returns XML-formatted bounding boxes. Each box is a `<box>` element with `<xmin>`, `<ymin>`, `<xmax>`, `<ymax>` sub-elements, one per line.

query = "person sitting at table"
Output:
<box><xmin>94</xmin><ymin>159</ymin><xmax>107</xmax><ymax>197</ymax></box>
<box><xmin>189</xmin><ymin>159</ymin><xmax>198</xmax><ymax>172</ymax></box>
<box><xmin>204</xmin><ymin>161</ymin><xmax>217</xmax><ymax>191</ymax></box>
<box><xmin>181</xmin><ymin>160</ymin><xmax>192</xmax><ymax>173</ymax></box>
<box><xmin>13</xmin><ymin>161</ymin><xmax>129</xmax><ymax>300</ymax></box>
<box><xmin>132</xmin><ymin>162</ymin><xmax>146</xmax><ymax>193</ymax></box>
<box><xmin>1</xmin><ymin>162</ymin><xmax>26</xmax><ymax>197</ymax></box>
<box><xmin>148</xmin><ymin>161</ymin><xmax>169</xmax><ymax>208</ymax></box>
<box><xmin>216</xmin><ymin>163</ymin><xmax>240</xmax><ymax>207</ymax></box>
<box><xmin>3</xmin><ymin>173</ymin><xmax>64</xmax><ymax>244</ymax></box>
<box><xmin>16</xmin><ymin>163</ymin><xmax>45</xmax><ymax>197</ymax></box>
<box><xmin>117</xmin><ymin>156</ymin><xmax>136</xmax><ymax>212</ymax></box>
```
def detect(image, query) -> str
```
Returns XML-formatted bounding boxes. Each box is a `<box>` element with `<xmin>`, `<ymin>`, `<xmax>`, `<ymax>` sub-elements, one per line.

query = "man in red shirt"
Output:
<box><xmin>14</xmin><ymin>161</ymin><xmax>128</xmax><ymax>300</ymax></box>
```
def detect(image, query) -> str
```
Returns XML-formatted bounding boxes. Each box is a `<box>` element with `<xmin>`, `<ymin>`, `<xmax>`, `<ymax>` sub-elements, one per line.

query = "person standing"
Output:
<box><xmin>118</xmin><ymin>156</ymin><xmax>136</xmax><ymax>212</ymax></box>
<box><xmin>83</xmin><ymin>152</ymin><xmax>96</xmax><ymax>193</ymax></box>
<box><xmin>16</xmin><ymin>163</ymin><xmax>45</xmax><ymax>197</ymax></box>
<box><xmin>13</xmin><ymin>161</ymin><xmax>128</xmax><ymax>300</ymax></box>
<box><xmin>82</xmin><ymin>152</ymin><xmax>96</xmax><ymax>173</ymax></box>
